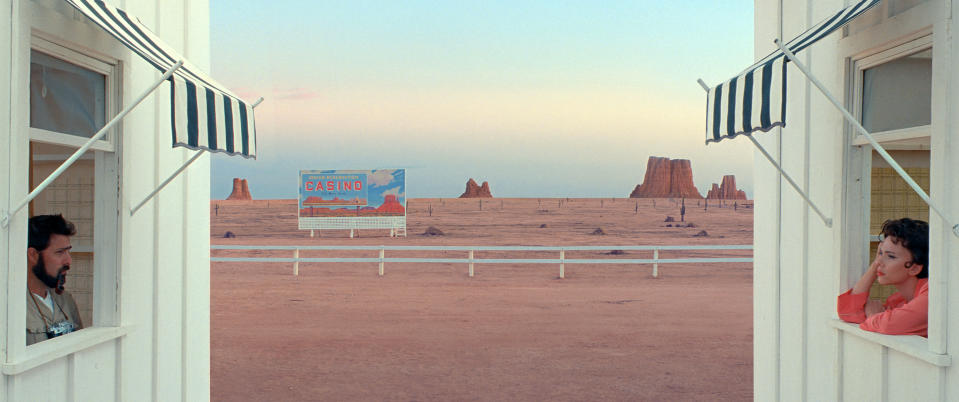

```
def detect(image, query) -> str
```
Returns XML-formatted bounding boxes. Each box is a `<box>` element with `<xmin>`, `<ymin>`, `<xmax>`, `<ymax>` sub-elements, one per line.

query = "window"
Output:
<box><xmin>861</xmin><ymin>48</ymin><xmax>931</xmax><ymax>134</ymax></box>
<box><xmin>857</xmin><ymin>44</ymin><xmax>931</xmax><ymax>301</ymax></box>
<box><xmin>26</xmin><ymin>35</ymin><xmax>120</xmax><ymax>346</ymax></box>
<box><xmin>29</xmin><ymin>36</ymin><xmax>116</xmax><ymax>152</ymax></box>
<box><xmin>30</xmin><ymin>142</ymin><xmax>97</xmax><ymax>327</ymax></box>
<box><xmin>852</xmin><ymin>42</ymin><xmax>931</xmax><ymax>149</ymax></box>
<box><xmin>30</xmin><ymin>50</ymin><xmax>107</xmax><ymax>138</ymax></box>
<box><xmin>844</xmin><ymin>37</ymin><xmax>931</xmax><ymax>313</ymax></box>
<box><xmin>867</xmin><ymin>150</ymin><xmax>929</xmax><ymax>301</ymax></box>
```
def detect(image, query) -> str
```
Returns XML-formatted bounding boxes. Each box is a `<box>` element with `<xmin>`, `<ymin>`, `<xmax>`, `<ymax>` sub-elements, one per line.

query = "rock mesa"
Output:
<box><xmin>459</xmin><ymin>178</ymin><xmax>493</xmax><ymax>198</ymax></box>
<box><xmin>227</xmin><ymin>178</ymin><xmax>253</xmax><ymax>200</ymax></box>
<box><xmin>706</xmin><ymin>175</ymin><xmax>747</xmax><ymax>200</ymax></box>
<box><xmin>629</xmin><ymin>157</ymin><xmax>703</xmax><ymax>199</ymax></box>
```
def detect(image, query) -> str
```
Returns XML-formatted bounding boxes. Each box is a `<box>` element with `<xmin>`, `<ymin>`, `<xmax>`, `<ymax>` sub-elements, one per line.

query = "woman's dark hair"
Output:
<box><xmin>28</xmin><ymin>214</ymin><xmax>76</xmax><ymax>251</ymax></box>
<box><xmin>880</xmin><ymin>218</ymin><xmax>929</xmax><ymax>278</ymax></box>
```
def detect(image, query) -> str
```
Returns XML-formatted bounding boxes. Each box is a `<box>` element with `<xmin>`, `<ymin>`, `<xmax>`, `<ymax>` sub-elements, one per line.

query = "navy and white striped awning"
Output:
<box><xmin>64</xmin><ymin>0</ymin><xmax>256</xmax><ymax>158</ymax></box>
<box><xmin>705</xmin><ymin>0</ymin><xmax>880</xmax><ymax>144</ymax></box>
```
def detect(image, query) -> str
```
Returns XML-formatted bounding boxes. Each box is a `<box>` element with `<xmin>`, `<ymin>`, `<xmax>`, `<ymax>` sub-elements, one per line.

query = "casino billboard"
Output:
<box><xmin>298</xmin><ymin>169</ymin><xmax>406</xmax><ymax>234</ymax></box>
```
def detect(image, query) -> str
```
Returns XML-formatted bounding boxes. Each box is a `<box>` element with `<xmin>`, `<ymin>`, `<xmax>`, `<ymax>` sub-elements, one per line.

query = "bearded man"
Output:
<box><xmin>26</xmin><ymin>214</ymin><xmax>84</xmax><ymax>345</ymax></box>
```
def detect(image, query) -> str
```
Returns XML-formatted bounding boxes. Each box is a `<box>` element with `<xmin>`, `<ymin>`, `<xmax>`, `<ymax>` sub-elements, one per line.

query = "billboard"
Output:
<box><xmin>298</xmin><ymin>169</ymin><xmax>406</xmax><ymax>232</ymax></box>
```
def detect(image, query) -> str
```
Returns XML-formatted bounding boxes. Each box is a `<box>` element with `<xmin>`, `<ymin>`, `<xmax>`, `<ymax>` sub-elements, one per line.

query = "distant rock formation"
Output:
<box><xmin>227</xmin><ymin>178</ymin><xmax>252</xmax><ymax>200</ymax></box>
<box><xmin>706</xmin><ymin>175</ymin><xmax>747</xmax><ymax>200</ymax></box>
<box><xmin>459</xmin><ymin>178</ymin><xmax>493</xmax><ymax>198</ymax></box>
<box><xmin>629</xmin><ymin>157</ymin><xmax>703</xmax><ymax>199</ymax></box>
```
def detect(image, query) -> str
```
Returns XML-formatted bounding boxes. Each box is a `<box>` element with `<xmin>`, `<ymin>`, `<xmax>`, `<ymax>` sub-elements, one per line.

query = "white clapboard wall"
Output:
<box><xmin>752</xmin><ymin>0</ymin><xmax>959</xmax><ymax>400</ymax></box>
<box><xmin>1</xmin><ymin>0</ymin><xmax>212</xmax><ymax>400</ymax></box>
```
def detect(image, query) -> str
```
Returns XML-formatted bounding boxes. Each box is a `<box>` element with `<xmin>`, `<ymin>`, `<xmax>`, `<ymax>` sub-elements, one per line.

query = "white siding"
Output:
<box><xmin>943</xmin><ymin>0</ymin><xmax>959</xmax><ymax>397</ymax></box>
<box><xmin>886</xmin><ymin>350</ymin><xmax>938</xmax><ymax>400</ymax></box>
<box><xmin>2</xmin><ymin>0</ymin><xmax>213</xmax><ymax>400</ymax></box>
<box><xmin>752</xmin><ymin>0</ymin><xmax>782</xmax><ymax>399</ymax></box>
<box><xmin>71</xmin><ymin>340</ymin><xmax>119</xmax><ymax>400</ymax></box>
<box><xmin>755</xmin><ymin>0</ymin><xmax>958</xmax><ymax>400</ymax></box>
<box><xmin>0</xmin><ymin>0</ymin><xmax>13</xmax><ymax>395</ymax></box>
<box><xmin>778</xmin><ymin>2</ymin><xmax>813</xmax><ymax>399</ymax></box>
<box><xmin>841</xmin><ymin>337</ymin><xmax>883</xmax><ymax>401</ymax></box>
<box><xmin>18</xmin><ymin>359</ymin><xmax>70</xmax><ymax>402</ymax></box>
<box><xmin>183</xmin><ymin>0</ymin><xmax>214</xmax><ymax>398</ymax></box>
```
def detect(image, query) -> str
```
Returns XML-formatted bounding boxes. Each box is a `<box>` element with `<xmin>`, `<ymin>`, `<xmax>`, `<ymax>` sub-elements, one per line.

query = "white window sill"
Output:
<box><xmin>2</xmin><ymin>325</ymin><xmax>133</xmax><ymax>375</ymax></box>
<box><xmin>828</xmin><ymin>319</ymin><xmax>951</xmax><ymax>367</ymax></box>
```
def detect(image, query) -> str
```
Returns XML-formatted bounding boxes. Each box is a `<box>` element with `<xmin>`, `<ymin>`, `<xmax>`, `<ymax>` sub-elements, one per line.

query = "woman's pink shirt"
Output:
<box><xmin>837</xmin><ymin>278</ymin><xmax>928</xmax><ymax>337</ymax></box>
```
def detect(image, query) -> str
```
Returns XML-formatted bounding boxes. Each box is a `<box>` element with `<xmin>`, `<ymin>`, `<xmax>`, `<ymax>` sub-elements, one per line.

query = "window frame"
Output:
<box><xmin>18</xmin><ymin>33</ymin><xmax>123</xmax><ymax>353</ymax></box>
<box><xmin>850</xmin><ymin>34</ymin><xmax>932</xmax><ymax>148</ymax></box>
<box><xmin>29</xmin><ymin>33</ymin><xmax>117</xmax><ymax>153</ymax></box>
<box><xmin>838</xmin><ymin>33</ymin><xmax>945</xmax><ymax>363</ymax></box>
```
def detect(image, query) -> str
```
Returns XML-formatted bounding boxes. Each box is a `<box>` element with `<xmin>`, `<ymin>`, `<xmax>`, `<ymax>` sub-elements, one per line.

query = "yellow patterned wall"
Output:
<box><xmin>869</xmin><ymin>167</ymin><xmax>929</xmax><ymax>234</ymax></box>
<box><xmin>868</xmin><ymin>163</ymin><xmax>929</xmax><ymax>301</ymax></box>
<box><xmin>30</xmin><ymin>143</ymin><xmax>96</xmax><ymax>326</ymax></box>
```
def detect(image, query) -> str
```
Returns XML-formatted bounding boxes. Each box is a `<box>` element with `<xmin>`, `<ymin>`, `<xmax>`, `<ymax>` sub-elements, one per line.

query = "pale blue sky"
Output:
<box><xmin>210</xmin><ymin>1</ymin><xmax>756</xmax><ymax>199</ymax></box>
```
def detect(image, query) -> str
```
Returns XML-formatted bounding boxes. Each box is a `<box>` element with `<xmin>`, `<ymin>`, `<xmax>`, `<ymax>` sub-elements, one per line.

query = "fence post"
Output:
<box><xmin>293</xmin><ymin>248</ymin><xmax>299</xmax><ymax>276</ymax></box>
<box><xmin>559</xmin><ymin>249</ymin><xmax>565</xmax><ymax>279</ymax></box>
<box><xmin>652</xmin><ymin>249</ymin><xmax>659</xmax><ymax>278</ymax></box>
<box><xmin>379</xmin><ymin>248</ymin><xmax>385</xmax><ymax>276</ymax></box>
<box><xmin>469</xmin><ymin>250</ymin><xmax>475</xmax><ymax>277</ymax></box>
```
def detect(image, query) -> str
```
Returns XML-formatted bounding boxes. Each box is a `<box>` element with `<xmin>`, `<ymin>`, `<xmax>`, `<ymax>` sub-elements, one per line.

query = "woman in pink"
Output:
<box><xmin>837</xmin><ymin>218</ymin><xmax>929</xmax><ymax>337</ymax></box>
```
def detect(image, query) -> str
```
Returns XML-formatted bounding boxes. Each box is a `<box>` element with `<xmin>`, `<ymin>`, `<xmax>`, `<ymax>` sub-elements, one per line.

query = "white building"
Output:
<box><xmin>1</xmin><ymin>0</ymin><xmax>255</xmax><ymax>400</ymax></box>
<box><xmin>707</xmin><ymin>0</ymin><xmax>958</xmax><ymax>400</ymax></box>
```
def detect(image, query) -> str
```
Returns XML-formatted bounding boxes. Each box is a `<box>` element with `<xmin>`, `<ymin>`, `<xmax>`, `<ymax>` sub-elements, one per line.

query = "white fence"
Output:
<box><xmin>211</xmin><ymin>245</ymin><xmax>753</xmax><ymax>278</ymax></box>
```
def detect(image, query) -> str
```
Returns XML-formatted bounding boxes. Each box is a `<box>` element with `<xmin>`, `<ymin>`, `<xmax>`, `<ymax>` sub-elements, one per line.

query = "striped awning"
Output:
<box><xmin>64</xmin><ymin>0</ymin><xmax>256</xmax><ymax>158</ymax></box>
<box><xmin>705</xmin><ymin>0</ymin><xmax>880</xmax><ymax>144</ymax></box>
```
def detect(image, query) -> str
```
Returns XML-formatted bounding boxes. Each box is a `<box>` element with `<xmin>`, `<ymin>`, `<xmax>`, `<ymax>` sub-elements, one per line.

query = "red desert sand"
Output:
<box><xmin>211</xmin><ymin>198</ymin><xmax>753</xmax><ymax>401</ymax></box>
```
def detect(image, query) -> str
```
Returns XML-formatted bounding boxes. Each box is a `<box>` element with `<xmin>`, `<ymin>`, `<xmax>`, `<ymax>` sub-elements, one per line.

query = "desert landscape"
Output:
<box><xmin>211</xmin><ymin>196</ymin><xmax>754</xmax><ymax>401</ymax></box>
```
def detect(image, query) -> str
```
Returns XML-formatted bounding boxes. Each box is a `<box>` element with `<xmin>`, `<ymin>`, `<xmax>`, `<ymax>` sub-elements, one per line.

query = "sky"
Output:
<box><xmin>209</xmin><ymin>1</ymin><xmax>756</xmax><ymax>199</ymax></box>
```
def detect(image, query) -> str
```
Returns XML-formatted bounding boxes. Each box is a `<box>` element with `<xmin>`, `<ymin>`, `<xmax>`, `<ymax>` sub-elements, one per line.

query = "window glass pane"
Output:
<box><xmin>861</xmin><ymin>49</ymin><xmax>931</xmax><ymax>132</ymax></box>
<box><xmin>30</xmin><ymin>50</ymin><xmax>106</xmax><ymax>138</ymax></box>
<box><xmin>29</xmin><ymin>142</ymin><xmax>96</xmax><ymax>335</ymax></box>
<box><xmin>889</xmin><ymin>0</ymin><xmax>928</xmax><ymax>16</ymax></box>
<box><xmin>867</xmin><ymin>150</ymin><xmax>929</xmax><ymax>302</ymax></box>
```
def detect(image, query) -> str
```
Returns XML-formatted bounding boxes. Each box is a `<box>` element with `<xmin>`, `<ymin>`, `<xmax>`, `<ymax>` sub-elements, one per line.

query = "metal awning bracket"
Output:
<box><xmin>775</xmin><ymin>39</ymin><xmax>959</xmax><ymax>238</ymax></box>
<box><xmin>696</xmin><ymin>79</ymin><xmax>710</xmax><ymax>92</ymax></box>
<box><xmin>128</xmin><ymin>96</ymin><xmax>265</xmax><ymax>216</ymax></box>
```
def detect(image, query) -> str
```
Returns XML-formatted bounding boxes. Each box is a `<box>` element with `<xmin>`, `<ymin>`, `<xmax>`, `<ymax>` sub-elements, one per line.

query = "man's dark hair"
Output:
<box><xmin>28</xmin><ymin>214</ymin><xmax>76</xmax><ymax>251</ymax></box>
<box><xmin>881</xmin><ymin>218</ymin><xmax>929</xmax><ymax>278</ymax></box>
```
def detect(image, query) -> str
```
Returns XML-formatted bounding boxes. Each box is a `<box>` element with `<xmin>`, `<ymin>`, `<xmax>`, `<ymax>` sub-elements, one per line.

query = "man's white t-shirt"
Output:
<box><xmin>33</xmin><ymin>290</ymin><xmax>55</xmax><ymax>314</ymax></box>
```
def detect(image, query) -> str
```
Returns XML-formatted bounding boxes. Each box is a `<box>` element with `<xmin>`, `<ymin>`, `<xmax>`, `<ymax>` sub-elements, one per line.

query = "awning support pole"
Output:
<box><xmin>1</xmin><ymin>60</ymin><xmax>184</xmax><ymax>228</ymax></box>
<box><xmin>745</xmin><ymin>134</ymin><xmax>833</xmax><ymax>227</ymax></box>
<box><xmin>697</xmin><ymin>79</ymin><xmax>833</xmax><ymax>228</ymax></box>
<box><xmin>128</xmin><ymin>96</ymin><xmax>264</xmax><ymax>216</ymax></box>
<box><xmin>775</xmin><ymin>39</ymin><xmax>959</xmax><ymax>238</ymax></box>
<box><xmin>129</xmin><ymin>151</ymin><xmax>204</xmax><ymax>216</ymax></box>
